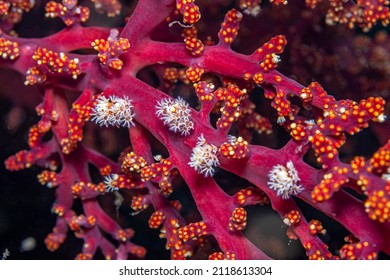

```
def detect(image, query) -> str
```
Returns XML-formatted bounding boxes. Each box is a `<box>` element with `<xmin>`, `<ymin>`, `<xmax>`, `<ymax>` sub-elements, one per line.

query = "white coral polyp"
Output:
<box><xmin>267</xmin><ymin>160</ymin><xmax>303</xmax><ymax>199</ymax></box>
<box><xmin>156</xmin><ymin>97</ymin><xmax>194</xmax><ymax>136</ymax></box>
<box><xmin>188</xmin><ymin>134</ymin><xmax>219</xmax><ymax>177</ymax></box>
<box><xmin>91</xmin><ymin>95</ymin><xmax>135</xmax><ymax>128</ymax></box>
<box><xmin>103</xmin><ymin>173</ymin><xmax>119</xmax><ymax>192</ymax></box>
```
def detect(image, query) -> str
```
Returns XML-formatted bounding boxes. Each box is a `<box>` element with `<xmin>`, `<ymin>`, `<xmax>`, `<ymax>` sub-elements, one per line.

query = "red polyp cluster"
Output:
<box><xmin>45</xmin><ymin>0</ymin><xmax>90</xmax><ymax>26</ymax></box>
<box><xmin>91</xmin><ymin>29</ymin><xmax>130</xmax><ymax>71</ymax></box>
<box><xmin>176</xmin><ymin>0</ymin><xmax>201</xmax><ymax>25</ymax></box>
<box><xmin>25</xmin><ymin>47</ymin><xmax>81</xmax><ymax>85</ymax></box>
<box><xmin>0</xmin><ymin>35</ymin><xmax>19</xmax><ymax>60</ymax></box>
<box><xmin>218</xmin><ymin>9</ymin><xmax>243</xmax><ymax>45</ymax></box>
<box><xmin>1</xmin><ymin>0</ymin><xmax>390</xmax><ymax>260</ymax></box>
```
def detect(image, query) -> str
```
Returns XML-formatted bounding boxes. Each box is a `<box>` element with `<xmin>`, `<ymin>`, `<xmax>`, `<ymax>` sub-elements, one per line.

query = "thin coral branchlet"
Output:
<box><xmin>268</xmin><ymin>161</ymin><xmax>303</xmax><ymax>199</ymax></box>
<box><xmin>90</xmin><ymin>95</ymin><xmax>135</xmax><ymax>128</ymax></box>
<box><xmin>188</xmin><ymin>134</ymin><xmax>220</xmax><ymax>177</ymax></box>
<box><xmin>156</xmin><ymin>97</ymin><xmax>194</xmax><ymax>136</ymax></box>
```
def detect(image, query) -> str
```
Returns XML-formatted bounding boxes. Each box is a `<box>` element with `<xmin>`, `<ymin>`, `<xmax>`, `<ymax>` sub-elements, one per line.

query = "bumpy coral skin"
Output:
<box><xmin>1</xmin><ymin>0</ymin><xmax>390</xmax><ymax>260</ymax></box>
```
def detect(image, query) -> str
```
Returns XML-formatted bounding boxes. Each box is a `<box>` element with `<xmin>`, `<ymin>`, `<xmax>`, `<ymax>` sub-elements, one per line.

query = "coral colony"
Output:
<box><xmin>1</xmin><ymin>0</ymin><xmax>390</xmax><ymax>260</ymax></box>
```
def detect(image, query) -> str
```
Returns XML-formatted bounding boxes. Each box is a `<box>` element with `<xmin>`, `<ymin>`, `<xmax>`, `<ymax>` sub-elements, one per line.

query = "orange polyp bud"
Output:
<box><xmin>309</xmin><ymin>219</ymin><xmax>326</xmax><ymax>235</ymax></box>
<box><xmin>176</xmin><ymin>0</ymin><xmax>201</xmax><ymax>25</ymax></box>
<box><xmin>229</xmin><ymin>207</ymin><xmax>247</xmax><ymax>231</ymax></box>
<box><xmin>131</xmin><ymin>195</ymin><xmax>149</xmax><ymax>212</ymax></box>
<box><xmin>340</xmin><ymin>242</ymin><xmax>377</xmax><ymax>260</ymax></box>
<box><xmin>309</xmin><ymin>131</ymin><xmax>339</xmax><ymax>168</ymax></box>
<box><xmin>194</xmin><ymin>81</ymin><xmax>215</xmax><ymax>102</ymax></box>
<box><xmin>253</xmin><ymin>72</ymin><xmax>264</xmax><ymax>84</ymax></box>
<box><xmin>45</xmin><ymin>0</ymin><xmax>90</xmax><ymax>26</ymax></box>
<box><xmin>217</xmin><ymin>85</ymin><xmax>246</xmax><ymax>130</ymax></box>
<box><xmin>252</xmin><ymin>35</ymin><xmax>287</xmax><ymax>61</ymax></box>
<box><xmin>185</xmin><ymin>65</ymin><xmax>204</xmax><ymax>82</ymax></box>
<box><xmin>29</xmin><ymin>47</ymin><xmax>81</xmax><ymax>80</ymax></box>
<box><xmin>350</xmin><ymin>156</ymin><xmax>366</xmax><ymax>174</ymax></box>
<box><xmin>218</xmin><ymin>9</ymin><xmax>243</xmax><ymax>45</ymax></box>
<box><xmin>149</xmin><ymin>211</ymin><xmax>165</xmax><ymax>229</ymax></box>
<box><xmin>45</xmin><ymin>232</ymin><xmax>66</xmax><ymax>252</ymax></box>
<box><xmin>299</xmin><ymin>83</ymin><xmax>315</xmax><ymax>103</ymax></box>
<box><xmin>115</xmin><ymin>228</ymin><xmax>134</xmax><ymax>242</ymax></box>
<box><xmin>311</xmin><ymin>166</ymin><xmax>349</xmax><ymax>202</ymax></box>
<box><xmin>37</xmin><ymin>170</ymin><xmax>58</xmax><ymax>188</ymax></box>
<box><xmin>364</xmin><ymin>182</ymin><xmax>390</xmax><ymax>223</ymax></box>
<box><xmin>163</xmin><ymin>68</ymin><xmax>179</xmax><ymax>83</ymax></box>
<box><xmin>209</xmin><ymin>251</ymin><xmax>236</xmax><ymax>260</ymax></box>
<box><xmin>0</xmin><ymin>37</ymin><xmax>20</xmax><ymax>60</ymax></box>
<box><xmin>121</xmin><ymin>152</ymin><xmax>147</xmax><ymax>174</ymax></box>
<box><xmin>219</xmin><ymin>135</ymin><xmax>250</xmax><ymax>159</ymax></box>
<box><xmin>184</xmin><ymin>36</ymin><xmax>204</xmax><ymax>57</ymax></box>
<box><xmin>178</xmin><ymin>221</ymin><xmax>209</xmax><ymax>242</ymax></box>
<box><xmin>368</xmin><ymin>142</ymin><xmax>390</xmax><ymax>175</ymax></box>
<box><xmin>283</xmin><ymin>210</ymin><xmax>301</xmax><ymax>226</ymax></box>
<box><xmin>91</xmin><ymin>30</ymin><xmax>130</xmax><ymax>71</ymax></box>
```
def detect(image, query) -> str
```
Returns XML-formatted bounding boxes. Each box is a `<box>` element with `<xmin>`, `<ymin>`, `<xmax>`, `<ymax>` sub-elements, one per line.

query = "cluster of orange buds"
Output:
<box><xmin>37</xmin><ymin>170</ymin><xmax>59</xmax><ymax>189</ymax></box>
<box><xmin>62</xmin><ymin>92</ymin><xmax>95</xmax><ymax>151</ymax></box>
<box><xmin>228</xmin><ymin>207</ymin><xmax>247</xmax><ymax>231</ymax></box>
<box><xmin>71</xmin><ymin>181</ymin><xmax>106</xmax><ymax>198</ymax></box>
<box><xmin>283</xmin><ymin>210</ymin><xmax>301</xmax><ymax>226</ymax></box>
<box><xmin>5</xmin><ymin>149</ymin><xmax>46</xmax><ymax>171</ymax></box>
<box><xmin>90</xmin><ymin>0</ymin><xmax>121</xmax><ymax>17</ymax></box>
<box><xmin>140</xmin><ymin>157</ymin><xmax>174</xmax><ymax>182</ymax></box>
<box><xmin>178</xmin><ymin>221</ymin><xmax>209</xmax><ymax>242</ymax></box>
<box><xmin>45</xmin><ymin>230</ymin><xmax>66</xmax><ymax>252</ymax></box>
<box><xmin>271</xmin><ymin>89</ymin><xmax>296</xmax><ymax>123</ymax></box>
<box><xmin>158</xmin><ymin>218</ymin><xmax>193</xmax><ymax>260</ymax></box>
<box><xmin>114</xmin><ymin>228</ymin><xmax>135</xmax><ymax>242</ymax></box>
<box><xmin>0</xmin><ymin>0</ymin><xmax>34</xmax><ymax>23</ymax></box>
<box><xmin>303</xmin><ymin>241</ymin><xmax>335</xmax><ymax>260</ymax></box>
<box><xmin>25</xmin><ymin>67</ymin><xmax>47</xmax><ymax>85</ymax></box>
<box><xmin>308</xmin><ymin>130</ymin><xmax>341</xmax><ymax>168</ymax></box>
<box><xmin>27</xmin><ymin>122</ymin><xmax>48</xmax><ymax>149</ymax></box>
<box><xmin>162</xmin><ymin>67</ymin><xmax>191</xmax><ymax>85</ymax></box>
<box><xmin>194</xmin><ymin>81</ymin><xmax>215</xmax><ymax>103</ymax></box>
<box><xmin>216</xmin><ymin>84</ymin><xmax>246</xmax><ymax>131</ymax></box>
<box><xmin>185</xmin><ymin>65</ymin><xmax>204</xmax><ymax>82</ymax></box>
<box><xmin>219</xmin><ymin>135</ymin><xmax>250</xmax><ymax>159</ymax></box>
<box><xmin>364</xmin><ymin>181</ymin><xmax>390</xmax><ymax>223</ymax></box>
<box><xmin>0</xmin><ymin>35</ymin><xmax>19</xmax><ymax>60</ymax></box>
<box><xmin>311</xmin><ymin>165</ymin><xmax>350</xmax><ymax>202</ymax></box>
<box><xmin>91</xmin><ymin>29</ymin><xmax>130</xmax><ymax>70</ymax></box>
<box><xmin>131</xmin><ymin>195</ymin><xmax>149</xmax><ymax>212</ymax></box>
<box><xmin>121</xmin><ymin>151</ymin><xmax>148</xmax><ymax>174</ymax></box>
<box><xmin>184</xmin><ymin>36</ymin><xmax>204</xmax><ymax>57</ymax></box>
<box><xmin>238</xmin><ymin>111</ymin><xmax>273</xmax><ymax>137</ymax></box>
<box><xmin>289</xmin><ymin>120</ymin><xmax>315</xmax><ymax>142</ymax></box>
<box><xmin>45</xmin><ymin>0</ymin><xmax>89</xmax><ymax>26</ymax></box>
<box><xmin>218</xmin><ymin>9</ymin><xmax>243</xmax><ymax>45</ymax></box>
<box><xmin>176</xmin><ymin>0</ymin><xmax>201</xmax><ymax>25</ymax></box>
<box><xmin>209</xmin><ymin>251</ymin><xmax>236</xmax><ymax>260</ymax></box>
<box><xmin>239</xmin><ymin>0</ymin><xmax>261</xmax><ymax>16</ymax></box>
<box><xmin>322</xmin><ymin>0</ymin><xmax>390</xmax><ymax>32</ymax></box>
<box><xmin>233</xmin><ymin>187</ymin><xmax>269</xmax><ymax>206</ymax></box>
<box><xmin>0</xmin><ymin>1</ymin><xmax>10</xmax><ymax>15</ymax></box>
<box><xmin>251</xmin><ymin>35</ymin><xmax>287</xmax><ymax>65</ymax></box>
<box><xmin>309</xmin><ymin>220</ymin><xmax>326</xmax><ymax>235</ymax></box>
<box><xmin>66</xmin><ymin>213</ymin><xmax>96</xmax><ymax>232</ymax></box>
<box><xmin>339</xmin><ymin>241</ymin><xmax>377</xmax><ymax>260</ymax></box>
<box><xmin>148</xmin><ymin>211</ymin><xmax>165</xmax><ymax>229</ymax></box>
<box><xmin>25</xmin><ymin>47</ymin><xmax>81</xmax><ymax>85</ymax></box>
